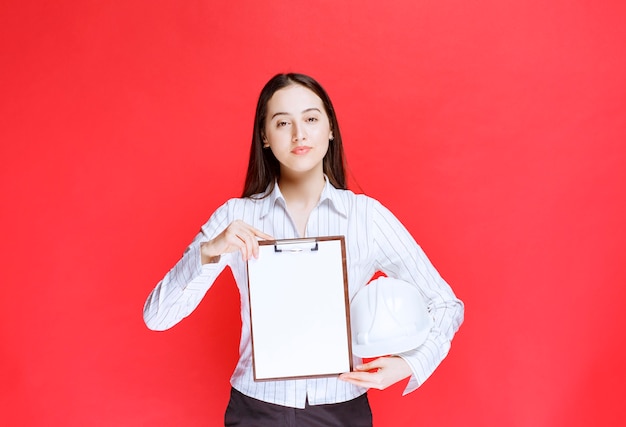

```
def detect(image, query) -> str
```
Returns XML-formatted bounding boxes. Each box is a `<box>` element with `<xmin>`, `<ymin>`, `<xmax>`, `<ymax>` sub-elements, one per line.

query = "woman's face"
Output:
<box><xmin>263</xmin><ymin>84</ymin><xmax>333</xmax><ymax>179</ymax></box>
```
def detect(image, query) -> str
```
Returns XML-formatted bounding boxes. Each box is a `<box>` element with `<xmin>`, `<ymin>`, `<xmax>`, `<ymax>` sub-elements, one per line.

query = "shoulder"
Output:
<box><xmin>201</xmin><ymin>195</ymin><xmax>266</xmax><ymax>231</ymax></box>
<box><xmin>219</xmin><ymin>194</ymin><xmax>267</xmax><ymax>212</ymax></box>
<box><xmin>217</xmin><ymin>194</ymin><xmax>273</xmax><ymax>223</ymax></box>
<box><xmin>331</xmin><ymin>187</ymin><xmax>386</xmax><ymax>211</ymax></box>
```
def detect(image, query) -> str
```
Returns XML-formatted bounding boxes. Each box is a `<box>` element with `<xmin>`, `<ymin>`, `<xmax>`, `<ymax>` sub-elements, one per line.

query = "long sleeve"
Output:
<box><xmin>142</xmin><ymin>182</ymin><xmax>463</xmax><ymax>407</ymax></box>
<box><xmin>143</xmin><ymin>202</ymin><xmax>232</xmax><ymax>331</ymax></box>
<box><xmin>370</xmin><ymin>200</ymin><xmax>464</xmax><ymax>394</ymax></box>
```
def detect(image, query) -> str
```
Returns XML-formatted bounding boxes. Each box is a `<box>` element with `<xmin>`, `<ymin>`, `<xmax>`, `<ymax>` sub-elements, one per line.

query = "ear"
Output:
<box><xmin>329</xmin><ymin>131</ymin><xmax>334</xmax><ymax>141</ymax></box>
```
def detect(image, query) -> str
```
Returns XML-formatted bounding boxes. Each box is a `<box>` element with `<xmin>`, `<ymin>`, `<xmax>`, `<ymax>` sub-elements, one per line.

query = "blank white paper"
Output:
<box><xmin>247</xmin><ymin>237</ymin><xmax>352</xmax><ymax>380</ymax></box>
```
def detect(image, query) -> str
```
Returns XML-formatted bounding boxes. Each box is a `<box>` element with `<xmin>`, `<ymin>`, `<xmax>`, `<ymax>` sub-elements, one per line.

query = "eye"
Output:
<box><xmin>276</xmin><ymin>120</ymin><xmax>289</xmax><ymax>128</ymax></box>
<box><xmin>306</xmin><ymin>116</ymin><xmax>319</xmax><ymax>123</ymax></box>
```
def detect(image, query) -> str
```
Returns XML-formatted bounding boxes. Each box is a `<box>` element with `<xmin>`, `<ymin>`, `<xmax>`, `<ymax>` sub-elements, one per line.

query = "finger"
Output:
<box><xmin>237</xmin><ymin>233</ymin><xmax>251</xmax><ymax>261</ymax></box>
<box><xmin>244</xmin><ymin>232</ymin><xmax>255</xmax><ymax>260</ymax></box>
<box><xmin>339</xmin><ymin>372</ymin><xmax>370</xmax><ymax>381</ymax></box>
<box><xmin>243</xmin><ymin>226</ymin><xmax>272</xmax><ymax>258</ymax></box>
<box><xmin>251</xmin><ymin>237</ymin><xmax>261</xmax><ymax>259</ymax></box>
<box><xmin>245</xmin><ymin>225</ymin><xmax>273</xmax><ymax>241</ymax></box>
<box><xmin>224</xmin><ymin>222</ymin><xmax>273</xmax><ymax>260</ymax></box>
<box><xmin>354</xmin><ymin>360</ymin><xmax>381</xmax><ymax>372</ymax></box>
<box><xmin>234</xmin><ymin>241</ymin><xmax>248</xmax><ymax>262</ymax></box>
<box><xmin>338</xmin><ymin>372</ymin><xmax>379</xmax><ymax>389</ymax></box>
<box><xmin>233</xmin><ymin>222</ymin><xmax>272</xmax><ymax>242</ymax></box>
<box><xmin>238</xmin><ymin>229</ymin><xmax>257</xmax><ymax>261</ymax></box>
<box><xmin>243</xmin><ymin>229</ymin><xmax>259</xmax><ymax>260</ymax></box>
<box><xmin>227</xmin><ymin>228</ymin><xmax>248</xmax><ymax>260</ymax></box>
<box><xmin>253</xmin><ymin>229</ymin><xmax>274</xmax><ymax>240</ymax></box>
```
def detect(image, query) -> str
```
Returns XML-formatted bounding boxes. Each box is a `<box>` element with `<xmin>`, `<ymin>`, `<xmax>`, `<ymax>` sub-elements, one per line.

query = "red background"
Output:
<box><xmin>2</xmin><ymin>1</ymin><xmax>625</xmax><ymax>426</ymax></box>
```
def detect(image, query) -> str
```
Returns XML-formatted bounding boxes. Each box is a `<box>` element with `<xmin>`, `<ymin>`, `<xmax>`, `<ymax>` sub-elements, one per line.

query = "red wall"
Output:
<box><xmin>2</xmin><ymin>1</ymin><xmax>625</xmax><ymax>425</ymax></box>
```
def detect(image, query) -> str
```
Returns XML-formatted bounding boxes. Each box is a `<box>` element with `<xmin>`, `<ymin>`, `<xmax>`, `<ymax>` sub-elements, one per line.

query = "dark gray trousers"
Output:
<box><xmin>224</xmin><ymin>387</ymin><xmax>373</xmax><ymax>427</ymax></box>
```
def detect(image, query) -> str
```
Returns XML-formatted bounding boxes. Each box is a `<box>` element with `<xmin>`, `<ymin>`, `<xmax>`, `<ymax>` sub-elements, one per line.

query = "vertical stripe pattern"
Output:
<box><xmin>143</xmin><ymin>179</ymin><xmax>464</xmax><ymax>408</ymax></box>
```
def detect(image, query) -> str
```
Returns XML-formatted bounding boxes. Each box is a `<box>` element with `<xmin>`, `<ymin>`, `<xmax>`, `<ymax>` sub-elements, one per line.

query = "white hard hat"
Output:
<box><xmin>350</xmin><ymin>277</ymin><xmax>433</xmax><ymax>358</ymax></box>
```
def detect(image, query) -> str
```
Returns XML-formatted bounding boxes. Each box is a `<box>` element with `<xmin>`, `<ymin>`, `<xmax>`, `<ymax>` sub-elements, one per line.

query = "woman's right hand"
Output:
<box><xmin>201</xmin><ymin>220</ymin><xmax>274</xmax><ymax>263</ymax></box>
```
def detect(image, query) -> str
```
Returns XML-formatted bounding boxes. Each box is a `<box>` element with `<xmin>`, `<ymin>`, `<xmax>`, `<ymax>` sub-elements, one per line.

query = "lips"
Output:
<box><xmin>291</xmin><ymin>146</ymin><xmax>312</xmax><ymax>155</ymax></box>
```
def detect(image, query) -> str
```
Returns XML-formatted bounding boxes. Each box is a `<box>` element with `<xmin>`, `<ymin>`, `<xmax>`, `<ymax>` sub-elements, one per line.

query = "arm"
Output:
<box><xmin>142</xmin><ymin>202</ymin><xmax>232</xmax><ymax>331</ymax></box>
<box><xmin>143</xmin><ymin>201</ymin><xmax>274</xmax><ymax>331</ymax></box>
<box><xmin>142</xmin><ymin>232</ymin><xmax>226</xmax><ymax>331</ymax></box>
<box><xmin>341</xmin><ymin>199</ymin><xmax>464</xmax><ymax>393</ymax></box>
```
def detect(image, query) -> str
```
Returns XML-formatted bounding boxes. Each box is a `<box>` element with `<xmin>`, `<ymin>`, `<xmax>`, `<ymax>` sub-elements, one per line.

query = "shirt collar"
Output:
<box><xmin>258</xmin><ymin>176</ymin><xmax>348</xmax><ymax>219</ymax></box>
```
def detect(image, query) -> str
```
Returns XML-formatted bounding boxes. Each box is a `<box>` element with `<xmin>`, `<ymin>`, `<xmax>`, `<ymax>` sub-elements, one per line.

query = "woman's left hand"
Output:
<box><xmin>338</xmin><ymin>356</ymin><xmax>412</xmax><ymax>390</ymax></box>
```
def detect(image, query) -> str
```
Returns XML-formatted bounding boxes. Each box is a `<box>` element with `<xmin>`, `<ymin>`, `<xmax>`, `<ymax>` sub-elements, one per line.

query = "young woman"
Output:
<box><xmin>143</xmin><ymin>73</ymin><xmax>464</xmax><ymax>426</ymax></box>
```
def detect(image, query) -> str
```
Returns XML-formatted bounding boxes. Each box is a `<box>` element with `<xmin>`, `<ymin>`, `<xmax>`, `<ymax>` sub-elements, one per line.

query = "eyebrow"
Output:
<box><xmin>270</xmin><ymin>107</ymin><xmax>322</xmax><ymax>120</ymax></box>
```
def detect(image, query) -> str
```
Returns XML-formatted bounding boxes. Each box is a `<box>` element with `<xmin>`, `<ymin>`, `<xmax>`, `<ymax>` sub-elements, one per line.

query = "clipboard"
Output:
<box><xmin>246</xmin><ymin>236</ymin><xmax>353</xmax><ymax>381</ymax></box>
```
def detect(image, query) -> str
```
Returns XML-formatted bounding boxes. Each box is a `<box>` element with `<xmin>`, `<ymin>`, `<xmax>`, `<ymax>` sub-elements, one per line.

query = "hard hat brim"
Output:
<box><xmin>352</xmin><ymin>327</ymin><xmax>431</xmax><ymax>358</ymax></box>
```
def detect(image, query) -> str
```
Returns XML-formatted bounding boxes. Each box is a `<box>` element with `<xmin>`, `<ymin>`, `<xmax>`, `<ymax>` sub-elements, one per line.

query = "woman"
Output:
<box><xmin>143</xmin><ymin>73</ymin><xmax>464</xmax><ymax>426</ymax></box>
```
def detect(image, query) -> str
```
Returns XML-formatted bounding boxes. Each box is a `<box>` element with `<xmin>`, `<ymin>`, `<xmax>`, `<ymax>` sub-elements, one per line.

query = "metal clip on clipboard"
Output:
<box><xmin>274</xmin><ymin>238</ymin><xmax>319</xmax><ymax>253</ymax></box>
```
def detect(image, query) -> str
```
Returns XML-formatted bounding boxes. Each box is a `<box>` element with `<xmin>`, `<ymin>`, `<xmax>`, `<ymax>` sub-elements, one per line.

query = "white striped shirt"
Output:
<box><xmin>143</xmin><ymin>179</ymin><xmax>464</xmax><ymax>408</ymax></box>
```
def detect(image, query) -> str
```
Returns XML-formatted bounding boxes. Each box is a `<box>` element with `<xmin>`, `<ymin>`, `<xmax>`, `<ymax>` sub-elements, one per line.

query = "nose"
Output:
<box><xmin>292</xmin><ymin>123</ymin><xmax>306</xmax><ymax>143</ymax></box>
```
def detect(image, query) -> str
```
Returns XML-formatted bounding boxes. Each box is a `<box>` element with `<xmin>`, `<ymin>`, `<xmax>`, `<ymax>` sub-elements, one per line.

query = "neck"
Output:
<box><xmin>278</xmin><ymin>169</ymin><xmax>326</xmax><ymax>208</ymax></box>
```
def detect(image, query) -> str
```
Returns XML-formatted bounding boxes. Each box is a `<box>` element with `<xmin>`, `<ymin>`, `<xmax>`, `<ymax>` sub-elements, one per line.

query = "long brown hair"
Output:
<box><xmin>242</xmin><ymin>73</ymin><xmax>347</xmax><ymax>198</ymax></box>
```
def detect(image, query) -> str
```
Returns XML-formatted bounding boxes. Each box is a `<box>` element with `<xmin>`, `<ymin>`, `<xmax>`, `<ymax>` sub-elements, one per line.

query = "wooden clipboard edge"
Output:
<box><xmin>246</xmin><ymin>235</ymin><xmax>354</xmax><ymax>381</ymax></box>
